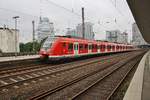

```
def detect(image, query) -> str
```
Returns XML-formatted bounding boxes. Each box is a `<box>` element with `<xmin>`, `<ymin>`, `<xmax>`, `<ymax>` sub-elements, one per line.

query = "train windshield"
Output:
<box><xmin>42</xmin><ymin>37</ymin><xmax>57</xmax><ymax>50</ymax></box>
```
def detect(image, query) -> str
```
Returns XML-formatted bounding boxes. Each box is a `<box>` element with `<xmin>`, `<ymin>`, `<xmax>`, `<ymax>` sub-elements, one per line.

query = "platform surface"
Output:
<box><xmin>123</xmin><ymin>50</ymin><xmax>150</xmax><ymax>100</ymax></box>
<box><xmin>0</xmin><ymin>55</ymin><xmax>39</xmax><ymax>62</ymax></box>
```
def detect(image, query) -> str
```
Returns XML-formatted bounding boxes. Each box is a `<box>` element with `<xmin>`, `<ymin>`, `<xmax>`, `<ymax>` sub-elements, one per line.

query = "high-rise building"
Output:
<box><xmin>66</xmin><ymin>28</ymin><xmax>77</xmax><ymax>37</ymax></box>
<box><xmin>66</xmin><ymin>22</ymin><xmax>94</xmax><ymax>40</ymax></box>
<box><xmin>132</xmin><ymin>23</ymin><xmax>147</xmax><ymax>45</ymax></box>
<box><xmin>106</xmin><ymin>30</ymin><xmax>128</xmax><ymax>43</ymax></box>
<box><xmin>117</xmin><ymin>32</ymin><xmax>128</xmax><ymax>44</ymax></box>
<box><xmin>106</xmin><ymin>30</ymin><xmax>120</xmax><ymax>43</ymax></box>
<box><xmin>76</xmin><ymin>22</ymin><xmax>94</xmax><ymax>40</ymax></box>
<box><xmin>0</xmin><ymin>27</ymin><xmax>19</xmax><ymax>52</ymax></box>
<box><xmin>37</xmin><ymin>17</ymin><xmax>54</xmax><ymax>42</ymax></box>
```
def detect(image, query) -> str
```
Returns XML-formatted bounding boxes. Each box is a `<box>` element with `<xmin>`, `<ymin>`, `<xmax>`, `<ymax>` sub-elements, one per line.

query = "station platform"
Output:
<box><xmin>123</xmin><ymin>50</ymin><xmax>150</xmax><ymax>100</ymax></box>
<box><xmin>0</xmin><ymin>55</ymin><xmax>40</xmax><ymax>62</ymax></box>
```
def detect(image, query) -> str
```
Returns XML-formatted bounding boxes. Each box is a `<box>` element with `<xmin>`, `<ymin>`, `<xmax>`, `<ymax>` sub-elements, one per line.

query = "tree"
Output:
<box><xmin>19</xmin><ymin>41</ymin><xmax>40</xmax><ymax>53</ymax></box>
<box><xmin>19</xmin><ymin>43</ymin><xmax>25</xmax><ymax>52</ymax></box>
<box><xmin>19</xmin><ymin>37</ymin><xmax>48</xmax><ymax>53</ymax></box>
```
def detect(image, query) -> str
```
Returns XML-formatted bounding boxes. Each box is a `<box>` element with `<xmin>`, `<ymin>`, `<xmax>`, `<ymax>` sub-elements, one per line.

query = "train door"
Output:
<box><xmin>74</xmin><ymin>42</ymin><xmax>78</xmax><ymax>56</ymax></box>
<box><xmin>88</xmin><ymin>43</ymin><xmax>92</xmax><ymax>54</ymax></box>
<box><xmin>98</xmin><ymin>44</ymin><xmax>100</xmax><ymax>53</ymax></box>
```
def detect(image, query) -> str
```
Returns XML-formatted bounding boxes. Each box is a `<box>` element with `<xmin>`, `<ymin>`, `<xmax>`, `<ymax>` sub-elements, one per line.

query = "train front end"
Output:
<box><xmin>39</xmin><ymin>37</ymin><xmax>58</xmax><ymax>60</ymax></box>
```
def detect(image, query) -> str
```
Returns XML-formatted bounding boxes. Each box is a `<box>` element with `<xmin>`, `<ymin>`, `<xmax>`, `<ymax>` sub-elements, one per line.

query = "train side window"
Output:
<box><xmin>79</xmin><ymin>44</ymin><xmax>83</xmax><ymax>50</ymax></box>
<box><xmin>95</xmin><ymin>45</ymin><xmax>98</xmax><ymax>49</ymax></box>
<box><xmin>62</xmin><ymin>43</ymin><xmax>66</xmax><ymax>48</ymax></box>
<box><xmin>100</xmin><ymin>45</ymin><xmax>102</xmax><ymax>49</ymax></box>
<box><xmin>107</xmin><ymin>45</ymin><xmax>109</xmax><ymax>49</ymax></box>
<box><xmin>99</xmin><ymin>45</ymin><xmax>102</xmax><ymax>49</ymax></box>
<box><xmin>89</xmin><ymin>45</ymin><xmax>92</xmax><ymax>50</ymax></box>
<box><xmin>116</xmin><ymin>46</ymin><xmax>119</xmax><ymax>49</ymax></box>
<box><xmin>92</xmin><ymin>44</ymin><xmax>95</xmax><ymax>49</ymax></box>
<box><xmin>74</xmin><ymin>44</ymin><xmax>76</xmax><ymax>50</ymax></box>
<box><xmin>123</xmin><ymin>46</ymin><xmax>125</xmax><ymax>49</ymax></box>
<box><xmin>112</xmin><ymin>46</ymin><xmax>115</xmax><ymax>49</ymax></box>
<box><xmin>77</xmin><ymin>44</ymin><xmax>78</xmax><ymax>50</ymax></box>
<box><xmin>85</xmin><ymin>44</ymin><xmax>88</xmax><ymax>50</ymax></box>
<box><xmin>107</xmin><ymin>45</ymin><xmax>111</xmax><ymax>49</ymax></box>
<box><xmin>79</xmin><ymin>44</ymin><xmax>82</xmax><ymax>50</ymax></box>
<box><xmin>98</xmin><ymin>45</ymin><xmax>100</xmax><ymax>49</ymax></box>
<box><xmin>102</xmin><ymin>45</ymin><xmax>105</xmax><ymax>50</ymax></box>
<box><xmin>68</xmin><ymin>43</ymin><xmax>73</xmax><ymax>51</ymax></box>
<box><xmin>104</xmin><ymin>45</ymin><xmax>106</xmax><ymax>49</ymax></box>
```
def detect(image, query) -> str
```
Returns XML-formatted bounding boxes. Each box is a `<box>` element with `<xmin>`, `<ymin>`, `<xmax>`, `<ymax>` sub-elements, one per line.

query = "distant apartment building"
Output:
<box><xmin>66</xmin><ymin>22</ymin><xmax>94</xmax><ymax>40</ymax></box>
<box><xmin>118</xmin><ymin>32</ymin><xmax>128</xmax><ymax>44</ymax></box>
<box><xmin>77</xmin><ymin>22</ymin><xmax>94</xmax><ymax>40</ymax></box>
<box><xmin>106</xmin><ymin>30</ymin><xmax>128</xmax><ymax>43</ymax></box>
<box><xmin>0</xmin><ymin>27</ymin><xmax>19</xmax><ymax>53</ymax></box>
<box><xmin>66</xmin><ymin>28</ymin><xmax>77</xmax><ymax>37</ymax></box>
<box><xmin>37</xmin><ymin>17</ymin><xmax>54</xmax><ymax>42</ymax></box>
<box><xmin>106</xmin><ymin>30</ymin><xmax>120</xmax><ymax>42</ymax></box>
<box><xmin>132</xmin><ymin>23</ymin><xmax>147</xmax><ymax>45</ymax></box>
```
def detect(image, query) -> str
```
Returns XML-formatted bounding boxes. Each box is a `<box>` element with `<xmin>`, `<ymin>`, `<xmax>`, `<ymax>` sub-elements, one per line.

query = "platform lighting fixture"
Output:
<box><xmin>12</xmin><ymin>16</ymin><xmax>20</xmax><ymax>57</ymax></box>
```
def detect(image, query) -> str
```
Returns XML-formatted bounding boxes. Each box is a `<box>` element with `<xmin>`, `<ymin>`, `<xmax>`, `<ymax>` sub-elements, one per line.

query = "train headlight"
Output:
<box><xmin>43</xmin><ymin>51</ymin><xmax>46</xmax><ymax>54</ymax></box>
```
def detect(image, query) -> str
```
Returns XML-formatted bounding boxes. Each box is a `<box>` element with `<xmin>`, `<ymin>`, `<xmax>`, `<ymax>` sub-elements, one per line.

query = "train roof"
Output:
<box><xmin>50</xmin><ymin>35</ymin><xmax>133</xmax><ymax>46</ymax></box>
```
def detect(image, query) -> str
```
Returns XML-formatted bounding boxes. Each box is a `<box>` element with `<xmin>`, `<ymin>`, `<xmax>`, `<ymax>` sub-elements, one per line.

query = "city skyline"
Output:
<box><xmin>0</xmin><ymin>0</ymin><xmax>135</xmax><ymax>43</ymax></box>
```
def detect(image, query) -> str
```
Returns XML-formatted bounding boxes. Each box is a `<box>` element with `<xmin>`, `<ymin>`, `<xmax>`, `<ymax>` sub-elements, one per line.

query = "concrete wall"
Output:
<box><xmin>0</xmin><ymin>28</ymin><xmax>19</xmax><ymax>53</ymax></box>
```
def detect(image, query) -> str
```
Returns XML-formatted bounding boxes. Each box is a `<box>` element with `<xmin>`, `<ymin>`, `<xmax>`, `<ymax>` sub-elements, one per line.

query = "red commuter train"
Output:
<box><xmin>39</xmin><ymin>36</ymin><xmax>134</xmax><ymax>60</ymax></box>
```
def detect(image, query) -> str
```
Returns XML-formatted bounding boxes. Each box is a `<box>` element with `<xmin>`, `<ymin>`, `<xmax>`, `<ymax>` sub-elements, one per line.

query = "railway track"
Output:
<box><xmin>71</xmin><ymin>53</ymin><xmax>143</xmax><ymax>100</ymax></box>
<box><xmin>30</xmin><ymin>51</ymin><xmax>145</xmax><ymax>100</ymax></box>
<box><xmin>0</xmin><ymin>52</ymin><xmax>121</xmax><ymax>75</ymax></box>
<box><xmin>0</xmin><ymin>52</ymin><xmax>128</xmax><ymax>89</ymax></box>
<box><xmin>0</xmin><ymin>51</ymin><xmax>145</xmax><ymax>99</ymax></box>
<box><xmin>0</xmin><ymin>51</ymin><xmax>137</xmax><ymax>76</ymax></box>
<box><xmin>0</xmin><ymin>52</ymin><xmax>134</xmax><ymax>78</ymax></box>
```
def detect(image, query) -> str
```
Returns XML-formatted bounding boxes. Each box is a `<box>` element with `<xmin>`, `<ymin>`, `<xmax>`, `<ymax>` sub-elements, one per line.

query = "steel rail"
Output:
<box><xmin>29</xmin><ymin>52</ymin><xmax>142</xmax><ymax>100</ymax></box>
<box><xmin>71</xmin><ymin>54</ymin><xmax>143</xmax><ymax>100</ymax></box>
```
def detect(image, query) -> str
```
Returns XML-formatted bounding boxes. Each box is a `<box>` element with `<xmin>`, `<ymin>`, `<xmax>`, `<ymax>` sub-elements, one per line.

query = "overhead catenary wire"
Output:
<box><xmin>108</xmin><ymin>0</ymin><xmax>133</xmax><ymax>24</ymax></box>
<box><xmin>109</xmin><ymin>0</ymin><xmax>125</xmax><ymax>17</ymax></box>
<box><xmin>44</xmin><ymin>0</ymin><xmax>92</xmax><ymax>22</ymax></box>
<box><xmin>0</xmin><ymin>7</ymin><xmax>39</xmax><ymax>18</ymax></box>
<box><xmin>44</xmin><ymin>0</ymin><xmax>81</xmax><ymax>17</ymax></box>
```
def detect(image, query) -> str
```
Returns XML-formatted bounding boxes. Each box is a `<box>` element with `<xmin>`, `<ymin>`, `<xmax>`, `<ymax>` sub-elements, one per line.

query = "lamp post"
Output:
<box><xmin>12</xmin><ymin>16</ymin><xmax>19</xmax><ymax>57</ymax></box>
<box><xmin>82</xmin><ymin>7</ymin><xmax>85</xmax><ymax>39</ymax></box>
<box><xmin>32</xmin><ymin>20</ymin><xmax>35</xmax><ymax>52</ymax></box>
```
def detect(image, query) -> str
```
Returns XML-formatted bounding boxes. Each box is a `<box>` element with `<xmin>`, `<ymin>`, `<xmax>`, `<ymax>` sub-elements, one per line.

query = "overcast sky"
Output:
<box><xmin>0</xmin><ymin>0</ymin><xmax>135</xmax><ymax>43</ymax></box>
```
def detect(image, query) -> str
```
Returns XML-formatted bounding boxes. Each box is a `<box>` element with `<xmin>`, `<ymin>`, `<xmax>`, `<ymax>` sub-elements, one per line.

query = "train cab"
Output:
<box><xmin>39</xmin><ymin>37</ymin><xmax>58</xmax><ymax>59</ymax></box>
